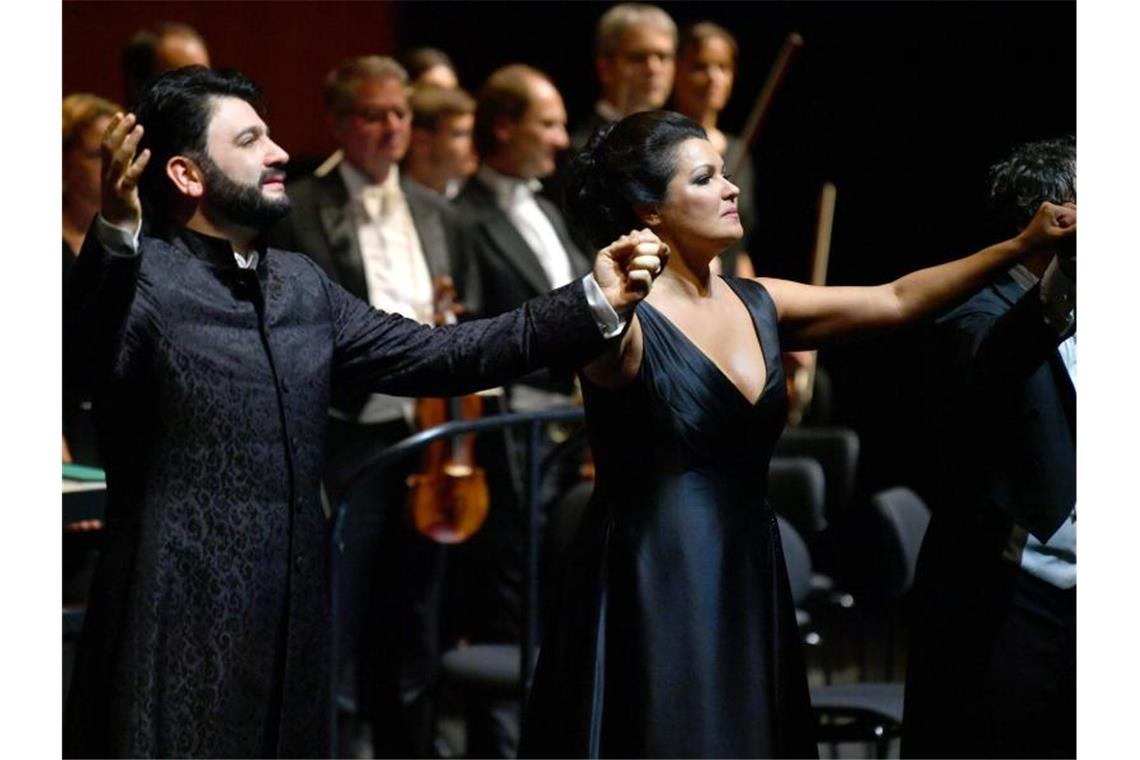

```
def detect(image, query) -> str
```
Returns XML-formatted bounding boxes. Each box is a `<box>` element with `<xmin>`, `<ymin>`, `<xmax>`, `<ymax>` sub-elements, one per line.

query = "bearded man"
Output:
<box><xmin>62</xmin><ymin>66</ymin><xmax>666</xmax><ymax>758</ymax></box>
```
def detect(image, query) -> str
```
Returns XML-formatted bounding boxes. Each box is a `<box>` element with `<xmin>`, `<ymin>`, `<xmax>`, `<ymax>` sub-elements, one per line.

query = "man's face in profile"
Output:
<box><xmin>197</xmin><ymin>95</ymin><xmax>291</xmax><ymax>230</ymax></box>
<box><xmin>333</xmin><ymin>76</ymin><xmax>412</xmax><ymax>182</ymax></box>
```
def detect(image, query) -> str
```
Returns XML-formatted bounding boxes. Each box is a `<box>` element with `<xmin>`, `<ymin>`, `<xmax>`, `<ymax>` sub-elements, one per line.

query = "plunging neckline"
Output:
<box><xmin>639</xmin><ymin>276</ymin><xmax>774</xmax><ymax>408</ymax></box>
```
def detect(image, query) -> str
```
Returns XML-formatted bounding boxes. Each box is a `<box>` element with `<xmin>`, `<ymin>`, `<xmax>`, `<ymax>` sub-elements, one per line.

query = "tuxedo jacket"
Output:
<box><xmin>270</xmin><ymin>164</ymin><xmax>481</xmax><ymax>315</ymax></box>
<box><xmin>922</xmin><ymin>273</ymin><xmax>1075</xmax><ymax>559</ymax></box>
<box><xmin>903</xmin><ymin>272</ymin><xmax>1076</xmax><ymax>756</ymax></box>
<box><xmin>569</xmin><ymin>109</ymin><xmax>612</xmax><ymax>153</ymax></box>
<box><xmin>453</xmin><ymin>175</ymin><xmax>590</xmax><ymax>320</ymax></box>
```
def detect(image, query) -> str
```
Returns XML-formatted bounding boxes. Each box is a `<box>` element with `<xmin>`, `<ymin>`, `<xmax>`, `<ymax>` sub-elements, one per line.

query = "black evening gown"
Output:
<box><xmin>521</xmin><ymin>277</ymin><xmax>817</xmax><ymax>757</ymax></box>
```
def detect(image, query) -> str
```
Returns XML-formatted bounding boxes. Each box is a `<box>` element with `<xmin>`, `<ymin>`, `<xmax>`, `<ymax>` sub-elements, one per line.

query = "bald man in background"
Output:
<box><xmin>121</xmin><ymin>21</ymin><xmax>210</xmax><ymax>105</ymax></box>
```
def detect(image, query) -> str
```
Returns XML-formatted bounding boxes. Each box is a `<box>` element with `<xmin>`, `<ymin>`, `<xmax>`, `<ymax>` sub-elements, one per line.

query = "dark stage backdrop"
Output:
<box><xmin>62</xmin><ymin>0</ymin><xmax>1075</xmax><ymax>502</ymax></box>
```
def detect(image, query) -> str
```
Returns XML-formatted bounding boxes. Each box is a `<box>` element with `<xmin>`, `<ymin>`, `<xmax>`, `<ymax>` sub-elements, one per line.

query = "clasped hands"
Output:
<box><xmin>593</xmin><ymin>229</ymin><xmax>670</xmax><ymax>313</ymax></box>
<box><xmin>1019</xmin><ymin>201</ymin><xmax>1077</xmax><ymax>281</ymax></box>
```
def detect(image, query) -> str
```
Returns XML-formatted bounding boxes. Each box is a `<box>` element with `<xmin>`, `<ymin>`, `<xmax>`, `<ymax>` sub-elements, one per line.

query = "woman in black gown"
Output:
<box><xmin>520</xmin><ymin>111</ymin><xmax>1075</xmax><ymax>758</ymax></box>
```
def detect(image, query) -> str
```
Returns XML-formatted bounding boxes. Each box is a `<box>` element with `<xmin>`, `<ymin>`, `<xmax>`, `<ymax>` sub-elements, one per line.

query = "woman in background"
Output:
<box><xmin>62</xmin><ymin>93</ymin><xmax>120</xmax><ymax>465</ymax></box>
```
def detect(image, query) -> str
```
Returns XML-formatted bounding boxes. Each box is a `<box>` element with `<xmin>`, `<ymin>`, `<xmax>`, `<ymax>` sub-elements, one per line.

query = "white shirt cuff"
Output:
<box><xmin>582</xmin><ymin>274</ymin><xmax>628</xmax><ymax>339</ymax></box>
<box><xmin>94</xmin><ymin>214</ymin><xmax>142</xmax><ymax>256</ymax></box>
<box><xmin>1040</xmin><ymin>255</ymin><xmax>1075</xmax><ymax>333</ymax></box>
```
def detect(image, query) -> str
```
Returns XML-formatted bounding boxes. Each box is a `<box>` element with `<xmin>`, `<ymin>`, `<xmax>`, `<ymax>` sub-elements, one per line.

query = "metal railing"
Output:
<box><xmin>328</xmin><ymin>405</ymin><xmax>587</xmax><ymax>738</ymax></box>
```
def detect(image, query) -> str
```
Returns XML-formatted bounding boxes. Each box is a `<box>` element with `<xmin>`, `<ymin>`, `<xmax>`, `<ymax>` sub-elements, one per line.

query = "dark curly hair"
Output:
<box><xmin>134</xmin><ymin>66</ymin><xmax>264</xmax><ymax>223</ymax></box>
<box><xmin>987</xmin><ymin>136</ymin><xmax>1076</xmax><ymax>237</ymax></box>
<box><xmin>566</xmin><ymin>110</ymin><xmax>707</xmax><ymax>250</ymax></box>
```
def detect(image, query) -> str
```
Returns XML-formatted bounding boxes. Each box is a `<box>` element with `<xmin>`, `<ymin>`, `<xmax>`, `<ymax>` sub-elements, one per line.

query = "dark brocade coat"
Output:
<box><xmin>62</xmin><ymin>223</ymin><xmax>607</xmax><ymax>758</ymax></box>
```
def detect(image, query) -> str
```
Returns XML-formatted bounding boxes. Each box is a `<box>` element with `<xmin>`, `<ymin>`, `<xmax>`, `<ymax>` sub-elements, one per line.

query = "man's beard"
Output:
<box><xmin>197</xmin><ymin>152</ymin><xmax>291</xmax><ymax>231</ymax></box>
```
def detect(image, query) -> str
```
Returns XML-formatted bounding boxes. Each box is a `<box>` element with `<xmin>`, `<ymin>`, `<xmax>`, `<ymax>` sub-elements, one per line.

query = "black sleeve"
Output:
<box><xmin>326</xmin><ymin>270</ymin><xmax>608</xmax><ymax>399</ymax></box>
<box><xmin>63</xmin><ymin>221</ymin><xmax>152</xmax><ymax>394</ymax></box>
<box><xmin>935</xmin><ymin>284</ymin><xmax>1067</xmax><ymax>403</ymax></box>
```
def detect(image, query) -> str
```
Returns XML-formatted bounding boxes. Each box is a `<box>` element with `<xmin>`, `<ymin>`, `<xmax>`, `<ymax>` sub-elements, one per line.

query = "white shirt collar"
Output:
<box><xmin>595</xmin><ymin>100</ymin><xmax>623</xmax><ymax>122</ymax></box>
<box><xmin>477</xmin><ymin>165</ymin><xmax>542</xmax><ymax>209</ymax></box>
<box><xmin>1008</xmin><ymin>263</ymin><xmax>1040</xmax><ymax>291</ymax></box>
<box><xmin>234</xmin><ymin>250</ymin><xmax>258</xmax><ymax>270</ymax></box>
<box><xmin>338</xmin><ymin>160</ymin><xmax>401</xmax><ymax>201</ymax></box>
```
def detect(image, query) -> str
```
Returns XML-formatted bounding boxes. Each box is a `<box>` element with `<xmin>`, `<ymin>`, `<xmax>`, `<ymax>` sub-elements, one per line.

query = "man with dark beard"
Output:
<box><xmin>62</xmin><ymin>66</ymin><xmax>667</xmax><ymax>758</ymax></box>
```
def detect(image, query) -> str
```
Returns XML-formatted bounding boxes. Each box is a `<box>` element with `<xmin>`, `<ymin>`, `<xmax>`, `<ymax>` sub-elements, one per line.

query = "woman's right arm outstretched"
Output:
<box><xmin>762</xmin><ymin>201</ymin><xmax>1075</xmax><ymax>350</ymax></box>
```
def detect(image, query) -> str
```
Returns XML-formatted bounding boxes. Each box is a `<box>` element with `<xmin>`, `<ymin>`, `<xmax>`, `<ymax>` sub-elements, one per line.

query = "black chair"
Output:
<box><xmin>772</xmin><ymin>426</ymin><xmax>860</xmax><ymax>607</ymax></box>
<box><xmin>437</xmin><ymin>479</ymin><xmax>593</xmax><ymax>699</ymax></box>
<box><xmin>63</xmin><ymin>475</ymin><xmax>106</xmax><ymax>707</ymax></box>
<box><xmin>329</xmin><ymin>408</ymin><xmax>588</xmax><ymax>758</ymax></box>
<box><xmin>774</xmin><ymin>426</ymin><xmax>860</xmax><ymax>526</ymax></box>
<box><xmin>809</xmin><ymin>486</ymin><xmax>931</xmax><ymax>759</ymax></box>
<box><xmin>768</xmin><ymin>456</ymin><xmax>827</xmax><ymax>537</ymax></box>
<box><xmin>861</xmin><ymin>486</ymin><xmax>931</xmax><ymax>680</ymax></box>
<box><xmin>867</xmin><ymin>486</ymin><xmax>930</xmax><ymax>601</ymax></box>
<box><xmin>775</xmin><ymin>513</ymin><xmax>814</xmax><ymax>619</ymax></box>
<box><xmin>432</xmin><ymin>423</ymin><xmax>592</xmax><ymax>757</ymax></box>
<box><xmin>769</xmin><ymin>455</ymin><xmax>855</xmax><ymax>681</ymax></box>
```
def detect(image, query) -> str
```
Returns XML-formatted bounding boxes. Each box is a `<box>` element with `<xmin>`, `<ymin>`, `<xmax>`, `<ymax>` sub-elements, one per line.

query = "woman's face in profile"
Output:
<box><xmin>653</xmin><ymin>137</ymin><xmax>743</xmax><ymax>251</ymax></box>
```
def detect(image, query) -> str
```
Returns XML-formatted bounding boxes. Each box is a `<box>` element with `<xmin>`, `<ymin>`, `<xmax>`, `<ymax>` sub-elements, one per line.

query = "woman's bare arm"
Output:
<box><xmin>763</xmin><ymin>202</ymin><xmax>1075</xmax><ymax>350</ymax></box>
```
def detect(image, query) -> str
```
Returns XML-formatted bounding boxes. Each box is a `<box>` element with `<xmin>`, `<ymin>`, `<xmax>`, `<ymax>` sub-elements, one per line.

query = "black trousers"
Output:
<box><xmin>903</xmin><ymin>567</ymin><xmax>1076</xmax><ymax>759</ymax></box>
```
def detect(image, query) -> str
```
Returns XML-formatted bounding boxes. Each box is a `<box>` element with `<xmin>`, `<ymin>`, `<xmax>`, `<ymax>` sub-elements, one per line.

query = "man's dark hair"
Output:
<box><xmin>988</xmin><ymin>136</ymin><xmax>1076</xmax><ymax>237</ymax></box>
<box><xmin>400</xmin><ymin>47</ymin><xmax>456</xmax><ymax>84</ymax></box>
<box><xmin>678</xmin><ymin>21</ymin><xmax>738</xmax><ymax>68</ymax></box>
<box><xmin>135</xmin><ymin>66</ymin><xmax>264</xmax><ymax>223</ymax></box>
<box><xmin>566</xmin><ymin>109</ymin><xmax>705</xmax><ymax>249</ymax></box>
<box><xmin>410</xmin><ymin>85</ymin><xmax>475</xmax><ymax>132</ymax></box>
<box><xmin>122</xmin><ymin>22</ymin><xmax>207</xmax><ymax>106</ymax></box>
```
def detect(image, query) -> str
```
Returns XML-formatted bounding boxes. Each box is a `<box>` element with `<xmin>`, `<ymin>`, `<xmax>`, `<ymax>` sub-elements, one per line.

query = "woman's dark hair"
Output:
<box><xmin>987</xmin><ymin>136</ymin><xmax>1076</xmax><ymax>237</ymax></box>
<box><xmin>134</xmin><ymin>66</ymin><xmax>263</xmax><ymax>222</ymax></box>
<box><xmin>678</xmin><ymin>21</ymin><xmax>739</xmax><ymax>68</ymax></box>
<box><xmin>566</xmin><ymin>110</ymin><xmax>706</xmax><ymax>249</ymax></box>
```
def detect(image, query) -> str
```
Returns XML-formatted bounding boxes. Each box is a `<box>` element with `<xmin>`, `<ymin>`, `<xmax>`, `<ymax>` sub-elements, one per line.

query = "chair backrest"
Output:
<box><xmin>774</xmin><ymin>426</ymin><xmax>860</xmax><ymax>523</ymax></box>
<box><xmin>776</xmin><ymin>514</ymin><xmax>813</xmax><ymax>607</ymax></box>
<box><xmin>768</xmin><ymin>456</ymin><xmax>827</xmax><ymax>536</ymax></box>
<box><xmin>869</xmin><ymin>486</ymin><xmax>931</xmax><ymax>596</ymax></box>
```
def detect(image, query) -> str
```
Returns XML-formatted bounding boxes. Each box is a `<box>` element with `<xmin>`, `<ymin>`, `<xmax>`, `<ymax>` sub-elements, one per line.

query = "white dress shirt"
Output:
<box><xmin>476</xmin><ymin>165</ymin><xmax>575</xmax><ymax>290</ymax></box>
<box><xmin>338</xmin><ymin>162</ymin><xmax>435</xmax><ymax>325</ymax></box>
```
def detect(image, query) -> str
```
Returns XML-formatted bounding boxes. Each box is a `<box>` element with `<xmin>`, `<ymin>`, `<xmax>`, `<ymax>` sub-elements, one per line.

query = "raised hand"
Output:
<box><xmin>592</xmin><ymin>228</ymin><xmax>670</xmax><ymax>313</ymax></box>
<box><xmin>1018</xmin><ymin>201</ymin><xmax>1076</xmax><ymax>256</ymax></box>
<box><xmin>1057</xmin><ymin>201</ymin><xmax>1076</xmax><ymax>279</ymax></box>
<box><xmin>100</xmin><ymin>112</ymin><xmax>151</xmax><ymax>232</ymax></box>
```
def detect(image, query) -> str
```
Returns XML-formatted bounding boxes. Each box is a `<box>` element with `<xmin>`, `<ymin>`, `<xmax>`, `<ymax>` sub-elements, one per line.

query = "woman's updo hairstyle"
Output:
<box><xmin>566</xmin><ymin>110</ymin><xmax>707</xmax><ymax>250</ymax></box>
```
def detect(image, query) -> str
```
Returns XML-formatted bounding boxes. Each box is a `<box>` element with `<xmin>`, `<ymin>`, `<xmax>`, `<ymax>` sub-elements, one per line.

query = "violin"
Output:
<box><xmin>786</xmin><ymin>182</ymin><xmax>836</xmax><ymax>425</ymax></box>
<box><xmin>405</xmin><ymin>276</ymin><xmax>491</xmax><ymax>543</ymax></box>
<box><xmin>725</xmin><ymin>32</ymin><xmax>804</xmax><ymax>178</ymax></box>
